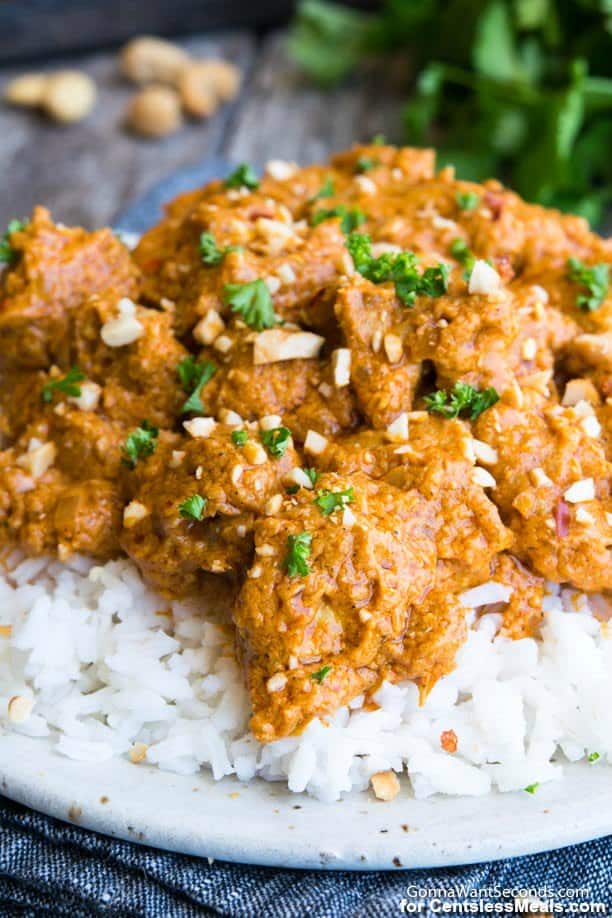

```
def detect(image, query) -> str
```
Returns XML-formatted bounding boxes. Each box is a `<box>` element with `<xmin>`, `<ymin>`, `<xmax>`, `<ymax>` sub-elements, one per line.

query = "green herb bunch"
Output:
<box><xmin>289</xmin><ymin>0</ymin><xmax>612</xmax><ymax>224</ymax></box>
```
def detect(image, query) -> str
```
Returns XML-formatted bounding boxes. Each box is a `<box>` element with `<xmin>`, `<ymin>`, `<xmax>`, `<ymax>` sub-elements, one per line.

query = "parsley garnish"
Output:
<box><xmin>424</xmin><ymin>382</ymin><xmax>499</xmax><ymax>421</ymax></box>
<box><xmin>311</xmin><ymin>205</ymin><xmax>367</xmax><ymax>235</ymax></box>
<box><xmin>314</xmin><ymin>487</ymin><xmax>354</xmax><ymax>515</ymax></box>
<box><xmin>450</xmin><ymin>237</ymin><xmax>476</xmax><ymax>281</ymax></box>
<box><xmin>283</xmin><ymin>531</ymin><xmax>312</xmax><ymax>577</ymax></box>
<box><xmin>347</xmin><ymin>233</ymin><xmax>449</xmax><ymax>306</ymax></box>
<box><xmin>199</xmin><ymin>232</ymin><xmax>240</xmax><ymax>266</ymax></box>
<box><xmin>311</xmin><ymin>665</ymin><xmax>332</xmax><ymax>684</ymax></box>
<box><xmin>455</xmin><ymin>191</ymin><xmax>480</xmax><ymax>211</ymax></box>
<box><xmin>0</xmin><ymin>218</ymin><xmax>27</xmax><ymax>265</ymax></box>
<box><xmin>356</xmin><ymin>156</ymin><xmax>377</xmax><ymax>173</ymax></box>
<box><xmin>567</xmin><ymin>258</ymin><xmax>609</xmax><ymax>312</ymax></box>
<box><xmin>122</xmin><ymin>421</ymin><xmax>158</xmax><ymax>469</ymax></box>
<box><xmin>177</xmin><ymin>357</ymin><xmax>217</xmax><ymax>414</ymax></box>
<box><xmin>309</xmin><ymin>176</ymin><xmax>335</xmax><ymax>202</ymax></box>
<box><xmin>223</xmin><ymin>279</ymin><xmax>276</xmax><ymax>331</ymax></box>
<box><xmin>41</xmin><ymin>366</ymin><xmax>85</xmax><ymax>404</ymax></box>
<box><xmin>524</xmin><ymin>783</ymin><xmax>539</xmax><ymax>795</ymax></box>
<box><xmin>261</xmin><ymin>426</ymin><xmax>292</xmax><ymax>458</ymax></box>
<box><xmin>179</xmin><ymin>494</ymin><xmax>207</xmax><ymax>521</ymax></box>
<box><xmin>224</xmin><ymin>163</ymin><xmax>259</xmax><ymax>190</ymax></box>
<box><xmin>588</xmin><ymin>752</ymin><xmax>601</xmax><ymax>764</ymax></box>
<box><xmin>232</xmin><ymin>429</ymin><xmax>248</xmax><ymax>447</ymax></box>
<box><xmin>305</xmin><ymin>467</ymin><xmax>319</xmax><ymax>486</ymax></box>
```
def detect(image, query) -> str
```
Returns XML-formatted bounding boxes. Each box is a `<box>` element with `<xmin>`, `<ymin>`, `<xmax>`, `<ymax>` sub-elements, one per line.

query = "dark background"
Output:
<box><xmin>0</xmin><ymin>1</ymin><xmax>373</xmax><ymax>62</ymax></box>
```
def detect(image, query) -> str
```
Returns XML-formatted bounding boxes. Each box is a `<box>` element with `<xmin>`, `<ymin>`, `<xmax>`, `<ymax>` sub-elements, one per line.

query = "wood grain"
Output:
<box><xmin>0</xmin><ymin>30</ymin><xmax>408</xmax><ymax>230</ymax></box>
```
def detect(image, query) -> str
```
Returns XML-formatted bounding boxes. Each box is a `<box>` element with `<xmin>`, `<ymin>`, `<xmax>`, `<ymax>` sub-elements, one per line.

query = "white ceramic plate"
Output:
<box><xmin>1</xmin><ymin>732</ymin><xmax>611</xmax><ymax>869</ymax></box>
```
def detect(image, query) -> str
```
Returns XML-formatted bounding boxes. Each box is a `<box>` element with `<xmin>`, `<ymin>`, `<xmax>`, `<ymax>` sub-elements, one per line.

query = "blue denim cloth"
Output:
<box><xmin>1</xmin><ymin>162</ymin><xmax>609</xmax><ymax>917</ymax></box>
<box><xmin>0</xmin><ymin>795</ymin><xmax>610</xmax><ymax>917</ymax></box>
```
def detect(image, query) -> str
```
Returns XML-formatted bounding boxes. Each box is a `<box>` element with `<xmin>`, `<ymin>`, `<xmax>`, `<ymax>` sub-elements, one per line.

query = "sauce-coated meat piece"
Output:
<box><xmin>233</xmin><ymin>472</ymin><xmax>437</xmax><ymax>742</ymax></box>
<box><xmin>0</xmin><ymin>207</ymin><xmax>140</xmax><ymax>369</ymax></box>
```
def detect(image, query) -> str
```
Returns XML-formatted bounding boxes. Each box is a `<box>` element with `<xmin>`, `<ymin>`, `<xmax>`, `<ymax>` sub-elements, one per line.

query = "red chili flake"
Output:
<box><xmin>555</xmin><ymin>499</ymin><xmax>570</xmax><ymax>538</ymax></box>
<box><xmin>494</xmin><ymin>255</ymin><xmax>515</xmax><ymax>283</ymax></box>
<box><xmin>484</xmin><ymin>190</ymin><xmax>504</xmax><ymax>221</ymax></box>
<box><xmin>440</xmin><ymin>729</ymin><xmax>458</xmax><ymax>754</ymax></box>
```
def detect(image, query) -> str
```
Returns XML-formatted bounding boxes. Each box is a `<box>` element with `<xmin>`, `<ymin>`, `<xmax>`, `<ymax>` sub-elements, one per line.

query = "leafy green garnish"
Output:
<box><xmin>524</xmin><ymin>783</ymin><xmax>539</xmax><ymax>795</ymax></box>
<box><xmin>305</xmin><ymin>467</ymin><xmax>319</xmax><ymax>486</ymax></box>
<box><xmin>199</xmin><ymin>232</ymin><xmax>240</xmax><ymax>266</ymax></box>
<box><xmin>588</xmin><ymin>751</ymin><xmax>601</xmax><ymax>764</ymax></box>
<box><xmin>310</xmin><ymin>205</ymin><xmax>367</xmax><ymax>235</ymax></box>
<box><xmin>424</xmin><ymin>382</ymin><xmax>499</xmax><ymax>421</ymax></box>
<box><xmin>314</xmin><ymin>487</ymin><xmax>354</xmax><ymax>516</ymax></box>
<box><xmin>356</xmin><ymin>156</ymin><xmax>377</xmax><ymax>173</ymax></box>
<box><xmin>177</xmin><ymin>357</ymin><xmax>217</xmax><ymax>414</ymax></box>
<box><xmin>41</xmin><ymin>366</ymin><xmax>85</xmax><ymax>404</ymax></box>
<box><xmin>179</xmin><ymin>494</ymin><xmax>207</xmax><ymax>521</ymax></box>
<box><xmin>309</xmin><ymin>176</ymin><xmax>335</xmax><ymax>202</ymax></box>
<box><xmin>347</xmin><ymin>233</ymin><xmax>449</xmax><ymax>306</ymax></box>
<box><xmin>260</xmin><ymin>426</ymin><xmax>292</xmax><ymax>459</ymax></box>
<box><xmin>223</xmin><ymin>279</ymin><xmax>276</xmax><ymax>331</ymax></box>
<box><xmin>455</xmin><ymin>191</ymin><xmax>480</xmax><ymax>211</ymax></box>
<box><xmin>0</xmin><ymin>218</ymin><xmax>27</xmax><ymax>265</ymax></box>
<box><xmin>224</xmin><ymin>163</ymin><xmax>259</xmax><ymax>190</ymax></box>
<box><xmin>283</xmin><ymin>531</ymin><xmax>312</xmax><ymax>577</ymax></box>
<box><xmin>231</xmin><ymin>429</ymin><xmax>248</xmax><ymax>447</ymax></box>
<box><xmin>289</xmin><ymin>2</ymin><xmax>612</xmax><ymax>223</ymax></box>
<box><xmin>122</xmin><ymin>421</ymin><xmax>158</xmax><ymax>469</ymax></box>
<box><xmin>450</xmin><ymin>237</ymin><xmax>476</xmax><ymax>281</ymax></box>
<box><xmin>567</xmin><ymin>258</ymin><xmax>609</xmax><ymax>312</ymax></box>
<box><xmin>311</xmin><ymin>664</ymin><xmax>332</xmax><ymax>684</ymax></box>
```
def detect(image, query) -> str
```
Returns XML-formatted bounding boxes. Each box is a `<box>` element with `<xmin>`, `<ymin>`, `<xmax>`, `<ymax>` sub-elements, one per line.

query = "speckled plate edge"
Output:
<box><xmin>1</xmin><ymin>734</ymin><xmax>611</xmax><ymax>869</ymax></box>
<box><xmin>1</xmin><ymin>164</ymin><xmax>610</xmax><ymax>869</ymax></box>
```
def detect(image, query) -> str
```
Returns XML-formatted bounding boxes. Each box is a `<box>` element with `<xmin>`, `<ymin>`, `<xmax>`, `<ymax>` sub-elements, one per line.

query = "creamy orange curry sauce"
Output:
<box><xmin>0</xmin><ymin>144</ymin><xmax>611</xmax><ymax>742</ymax></box>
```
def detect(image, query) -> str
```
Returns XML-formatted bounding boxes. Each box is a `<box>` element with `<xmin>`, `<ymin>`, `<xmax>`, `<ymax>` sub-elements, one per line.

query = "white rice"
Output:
<box><xmin>0</xmin><ymin>552</ymin><xmax>610</xmax><ymax>803</ymax></box>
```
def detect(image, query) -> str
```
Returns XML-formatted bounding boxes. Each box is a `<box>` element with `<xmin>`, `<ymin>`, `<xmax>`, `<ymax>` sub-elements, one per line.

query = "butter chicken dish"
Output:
<box><xmin>0</xmin><ymin>145</ymin><xmax>611</xmax><ymax>802</ymax></box>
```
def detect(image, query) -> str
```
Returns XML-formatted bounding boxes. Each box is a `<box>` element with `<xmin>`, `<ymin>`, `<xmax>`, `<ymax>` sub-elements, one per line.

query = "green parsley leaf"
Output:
<box><xmin>424</xmin><ymin>382</ymin><xmax>499</xmax><ymax>421</ymax></box>
<box><xmin>450</xmin><ymin>237</ymin><xmax>476</xmax><ymax>281</ymax></box>
<box><xmin>567</xmin><ymin>258</ymin><xmax>609</xmax><ymax>312</ymax></box>
<box><xmin>524</xmin><ymin>783</ymin><xmax>539</xmax><ymax>795</ymax></box>
<box><xmin>305</xmin><ymin>467</ymin><xmax>319</xmax><ymax>486</ymax></box>
<box><xmin>223</xmin><ymin>279</ymin><xmax>276</xmax><ymax>331</ymax></box>
<box><xmin>199</xmin><ymin>232</ymin><xmax>240</xmax><ymax>266</ymax></box>
<box><xmin>311</xmin><ymin>205</ymin><xmax>367</xmax><ymax>235</ymax></box>
<box><xmin>346</xmin><ymin>233</ymin><xmax>449</xmax><ymax>306</ymax></box>
<box><xmin>260</xmin><ymin>426</ymin><xmax>292</xmax><ymax>458</ymax></box>
<box><xmin>309</xmin><ymin>176</ymin><xmax>335</xmax><ymax>202</ymax></box>
<box><xmin>179</xmin><ymin>494</ymin><xmax>207</xmax><ymax>521</ymax></box>
<box><xmin>356</xmin><ymin>155</ymin><xmax>377</xmax><ymax>173</ymax></box>
<box><xmin>232</xmin><ymin>429</ymin><xmax>248</xmax><ymax>447</ymax></box>
<box><xmin>0</xmin><ymin>218</ymin><xmax>28</xmax><ymax>265</ymax></box>
<box><xmin>177</xmin><ymin>357</ymin><xmax>217</xmax><ymax>414</ymax></box>
<box><xmin>588</xmin><ymin>752</ymin><xmax>601</xmax><ymax>764</ymax></box>
<box><xmin>224</xmin><ymin>163</ymin><xmax>259</xmax><ymax>190</ymax></box>
<box><xmin>122</xmin><ymin>421</ymin><xmax>159</xmax><ymax>469</ymax></box>
<box><xmin>314</xmin><ymin>486</ymin><xmax>354</xmax><ymax>516</ymax></box>
<box><xmin>455</xmin><ymin>191</ymin><xmax>480</xmax><ymax>211</ymax></box>
<box><xmin>41</xmin><ymin>366</ymin><xmax>85</xmax><ymax>404</ymax></box>
<box><xmin>283</xmin><ymin>531</ymin><xmax>312</xmax><ymax>577</ymax></box>
<box><xmin>311</xmin><ymin>664</ymin><xmax>332</xmax><ymax>684</ymax></box>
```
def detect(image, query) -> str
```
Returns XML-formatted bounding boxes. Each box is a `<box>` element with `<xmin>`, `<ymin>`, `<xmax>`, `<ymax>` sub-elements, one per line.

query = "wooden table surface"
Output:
<box><xmin>0</xmin><ymin>31</ymin><xmax>407</xmax><ymax>230</ymax></box>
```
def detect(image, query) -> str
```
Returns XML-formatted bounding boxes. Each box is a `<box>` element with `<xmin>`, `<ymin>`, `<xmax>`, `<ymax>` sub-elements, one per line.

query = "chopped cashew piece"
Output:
<box><xmin>100</xmin><ymin>298</ymin><xmax>144</xmax><ymax>347</ymax></box>
<box><xmin>472</xmin><ymin>467</ymin><xmax>496</xmax><ymax>488</ymax></box>
<box><xmin>193</xmin><ymin>309</ymin><xmax>225</xmax><ymax>346</ymax></box>
<box><xmin>304</xmin><ymin>430</ymin><xmax>328</xmax><ymax>455</ymax></box>
<box><xmin>332</xmin><ymin>348</ymin><xmax>351</xmax><ymax>387</ymax></box>
<box><xmin>371</xmin><ymin>770</ymin><xmax>401</xmax><ymax>802</ymax></box>
<box><xmin>184</xmin><ymin>417</ymin><xmax>217</xmax><ymax>439</ymax></box>
<box><xmin>16</xmin><ymin>441</ymin><xmax>56</xmax><ymax>478</ymax></box>
<box><xmin>253</xmin><ymin>328</ymin><xmax>325</xmax><ymax>365</ymax></box>
<box><xmin>266</xmin><ymin>673</ymin><xmax>288</xmax><ymax>693</ymax></box>
<box><xmin>123</xmin><ymin>500</ymin><xmax>149</xmax><ymax>528</ymax></box>
<box><xmin>386</xmin><ymin>413</ymin><xmax>409</xmax><ymax>443</ymax></box>
<box><xmin>564</xmin><ymin>478</ymin><xmax>595</xmax><ymax>504</ymax></box>
<box><xmin>468</xmin><ymin>260</ymin><xmax>501</xmax><ymax>295</ymax></box>
<box><xmin>69</xmin><ymin>381</ymin><xmax>102</xmax><ymax>412</ymax></box>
